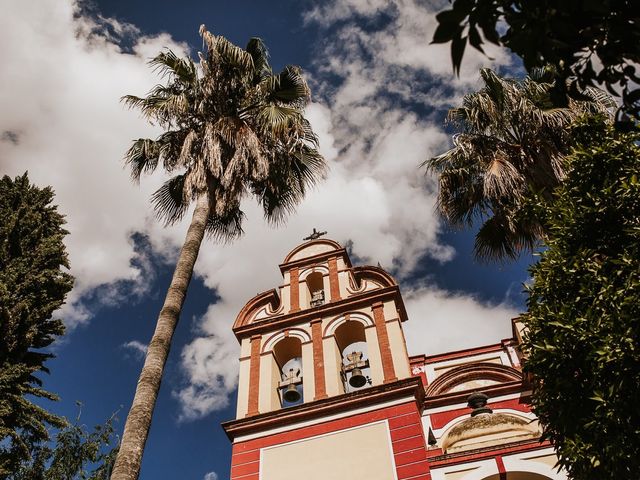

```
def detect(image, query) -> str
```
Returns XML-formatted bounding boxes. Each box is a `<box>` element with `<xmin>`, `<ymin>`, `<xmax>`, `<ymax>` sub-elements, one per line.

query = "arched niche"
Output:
<box><xmin>322</xmin><ymin>312</ymin><xmax>383</xmax><ymax>395</ymax></box>
<box><xmin>305</xmin><ymin>271</ymin><xmax>325</xmax><ymax>308</ymax></box>
<box><xmin>334</xmin><ymin>320</ymin><xmax>371</xmax><ymax>393</ymax></box>
<box><xmin>272</xmin><ymin>336</ymin><xmax>304</xmax><ymax>407</ymax></box>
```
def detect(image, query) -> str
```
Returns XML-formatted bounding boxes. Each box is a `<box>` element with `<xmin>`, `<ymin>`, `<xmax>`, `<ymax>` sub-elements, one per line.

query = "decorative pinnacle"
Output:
<box><xmin>303</xmin><ymin>228</ymin><xmax>327</xmax><ymax>241</ymax></box>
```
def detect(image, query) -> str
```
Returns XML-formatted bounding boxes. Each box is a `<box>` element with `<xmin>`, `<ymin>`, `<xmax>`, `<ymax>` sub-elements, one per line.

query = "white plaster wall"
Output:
<box><xmin>236</xmin><ymin>357</ymin><xmax>250</xmax><ymax>418</ymax></box>
<box><xmin>301</xmin><ymin>342</ymin><xmax>315</xmax><ymax>402</ymax></box>
<box><xmin>288</xmin><ymin>243</ymin><xmax>336</xmax><ymax>261</ymax></box>
<box><xmin>387</xmin><ymin>319</ymin><xmax>410</xmax><ymax>379</ymax></box>
<box><xmin>365</xmin><ymin>325</ymin><xmax>384</xmax><ymax>385</ymax></box>
<box><xmin>258</xmin><ymin>352</ymin><xmax>281</xmax><ymax>413</ymax></box>
<box><xmin>261</xmin><ymin>422</ymin><xmax>397</xmax><ymax>480</ymax></box>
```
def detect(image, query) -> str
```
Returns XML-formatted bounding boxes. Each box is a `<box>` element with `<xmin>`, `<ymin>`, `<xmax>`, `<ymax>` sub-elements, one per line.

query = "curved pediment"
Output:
<box><xmin>347</xmin><ymin>266</ymin><xmax>398</xmax><ymax>294</ymax></box>
<box><xmin>234</xmin><ymin>289</ymin><xmax>284</xmax><ymax>328</ymax></box>
<box><xmin>282</xmin><ymin>239</ymin><xmax>342</xmax><ymax>263</ymax></box>
<box><xmin>425</xmin><ymin>363</ymin><xmax>522</xmax><ymax>396</ymax></box>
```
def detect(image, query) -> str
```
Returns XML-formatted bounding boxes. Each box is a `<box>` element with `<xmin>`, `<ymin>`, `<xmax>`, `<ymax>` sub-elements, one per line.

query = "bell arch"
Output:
<box><xmin>334</xmin><ymin>320</ymin><xmax>372</xmax><ymax>392</ymax></box>
<box><xmin>305</xmin><ymin>271</ymin><xmax>326</xmax><ymax>307</ymax></box>
<box><xmin>259</xmin><ymin>330</ymin><xmax>311</xmax><ymax>413</ymax></box>
<box><xmin>324</xmin><ymin>312</ymin><xmax>374</xmax><ymax>337</ymax></box>
<box><xmin>273</xmin><ymin>336</ymin><xmax>304</xmax><ymax>407</ymax></box>
<box><xmin>322</xmin><ymin>312</ymin><xmax>384</xmax><ymax>395</ymax></box>
<box><xmin>262</xmin><ymin>328</ymin><xmax>311</xmax><ymax>353</ymax></box>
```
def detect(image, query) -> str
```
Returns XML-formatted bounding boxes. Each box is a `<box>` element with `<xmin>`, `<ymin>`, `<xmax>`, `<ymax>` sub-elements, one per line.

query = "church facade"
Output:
<box><xmin>222</xmin><ymin>238</ymin><xmax>566</xmax><ymax>480</ymax></box>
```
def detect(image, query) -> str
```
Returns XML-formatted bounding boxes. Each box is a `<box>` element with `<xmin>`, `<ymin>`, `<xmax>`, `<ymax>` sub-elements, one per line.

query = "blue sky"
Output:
<box><xmin>1</xmin><ymin>1</ymin><xmax>531</xmax><ymax>478</ymax></box>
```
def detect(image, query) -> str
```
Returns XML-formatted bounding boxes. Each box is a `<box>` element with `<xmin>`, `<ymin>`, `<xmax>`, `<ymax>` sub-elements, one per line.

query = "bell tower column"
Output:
<box><xmin>328</xmin><ymin>256</ymin><xmax>341</xmax><ymax>301</ymax></box>
<box><xmin>289</xmin><ymin>267</ymin><xmax>300</xmax><ymax>312</ymax></box>
<box><xmin>311</xmin><ymin>319</ymin><xmax>327</xmax><ymax>400</ymax></box>
<box><xmin>246</xmin><ymin>334</ymin><xmax>262</xmax><ymax>417</ymax></box>
<box><xmin>372</xmin><ymin>302</ymin><xmax>398</xmax><ymax>383</ymax></box>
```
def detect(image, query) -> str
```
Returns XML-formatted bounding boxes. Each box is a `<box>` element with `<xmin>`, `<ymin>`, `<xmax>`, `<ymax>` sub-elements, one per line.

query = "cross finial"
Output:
<box><xmin>303</xmin><ymin>228</ymin><xmax>327</xmax><ymax>241</ymax></box>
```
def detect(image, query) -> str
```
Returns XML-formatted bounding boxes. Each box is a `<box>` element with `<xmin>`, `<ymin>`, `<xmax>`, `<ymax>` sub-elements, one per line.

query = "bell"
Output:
<box><xmin>283</xmin><ymin>383</ymin><xmax>301</xmax><ymax>403</ymax></box>
<box><xmin>349</xmin><ymin>367</ymin><xmax>367</xmax><ymax>388</ymax></box>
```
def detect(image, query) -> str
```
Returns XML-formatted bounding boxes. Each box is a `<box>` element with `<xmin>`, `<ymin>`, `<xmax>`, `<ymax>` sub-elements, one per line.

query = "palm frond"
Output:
<box><xmin>200</xmin><ymin>25</ymin><xmax>253</xmax><ymax>71</ymax></box>
<box><xmin>122</xmin><ymin>87</ymin><xmax>191</xmax><ymax>126</ymax></box>
<box><xmin>124</xmin><ymin>138</ymin><xmax>160</xmax><ymax>182</ymax></box>
<box><xmin>473</xmin><ymin>214</ymin><xmax>519</xmax><ymax>262</ymax></box>
<box><xmin>246</xmin><ymin>37</ymin><xmax>271</xmax><ymax>78</ymax></box>
<box><xmin>256</xmin><ymin>144</ymin><xmax>326</xmax><ymax>224</ymax></box>
<box><xmin>266</xmin><ymin>66</ymin><xmax>310</xmax><ymax>104</ymax></box>
<box><xmin>156</xmin><ymin>130</ymin><xmax>188</xmax><ymax>172</ymax></box>
<box><xmin>483</xmin><ymin>152</ymin><xmax>525</xmax><ymax>200</ymax></box>
<box><xmin>256</xmin><ymin>104</ymin><xmax>303</xmax><ymax>135</ymax></box>
<box><xmin>149</xmin><ymin>50</ymin><xmax>198</xmax><ymax>84</ymax></box>
<box><xmin>121</xmin><ymin>95</ymin><xmax>146</xmax><ymax>112</ymax></box>
<box><xmin>150</xmin><ymin>175</ymin><xmax>189</xmax><ymax>225</ymax></box>
<box><xmin>205</xmin><ymin>202</ymin><xmax>245</xmax><ymax>241</ymax></box>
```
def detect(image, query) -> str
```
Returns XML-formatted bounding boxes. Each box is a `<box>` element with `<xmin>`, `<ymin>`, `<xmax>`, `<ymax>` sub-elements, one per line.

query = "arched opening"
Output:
<box><xmin>334</xmin><ymin>320</ymin><xmax>372</xmax><ymax>393</ymax></box>
<box><xmin>273</xmin><ymin>337</ymin><xmax>303</xmax><ymax>407</ymax></box>
<box><xmin>306</xmin><ymin>271</ymin><xmax>325</xmax><ymax>307</ymax></box>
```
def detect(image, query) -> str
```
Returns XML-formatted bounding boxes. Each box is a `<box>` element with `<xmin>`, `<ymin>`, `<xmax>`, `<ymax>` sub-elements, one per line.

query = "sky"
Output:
<box><xmin>0</xmin><ymin>1</ymin><xmax>532</xmax><ymax>478</ymax></box>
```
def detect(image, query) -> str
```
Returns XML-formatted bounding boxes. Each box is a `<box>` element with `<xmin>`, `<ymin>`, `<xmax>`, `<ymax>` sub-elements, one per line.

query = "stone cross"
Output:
<box><xmin>303</xmin><ymin>228</ymin><xmax>327</xmax><ymax>241</ymax></box>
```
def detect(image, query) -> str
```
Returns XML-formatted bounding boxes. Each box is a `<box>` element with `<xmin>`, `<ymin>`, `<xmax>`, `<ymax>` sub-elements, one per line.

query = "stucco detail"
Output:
<box><xmin>442</xmin><ymin>413</ymin><xmax>540</xmax><ymax>453</ymax></box>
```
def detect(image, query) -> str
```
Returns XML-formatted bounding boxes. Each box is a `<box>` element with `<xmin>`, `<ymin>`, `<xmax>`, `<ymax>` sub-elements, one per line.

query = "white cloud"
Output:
<box><xmin>203</xmin><ymin>472</ymin><xmax>218</xmax><ymax>480</ymax></box>
<box><xmin>0</xmin><ymin>0</ymin><xmax>189</xmax><ymax>327</ymax></box>
<box><xmin>121</xmin><ymin>340</ymin><xmax>148</xmax><ymax>360</ymax></box>
<box><xmin>403</xmin><ymin>286</ymin><xmax>519</xmax><ymax>355</ymax></box>
<box><xmin>0</xmin><ymin>0</ymin><xmax>520</xmax><ymax>421</ymax></box>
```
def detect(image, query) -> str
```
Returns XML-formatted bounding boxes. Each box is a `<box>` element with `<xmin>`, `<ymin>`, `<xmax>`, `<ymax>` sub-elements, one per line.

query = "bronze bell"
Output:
<box><xmin>349</xmin><ymin>367</ymin><xmax>367</xmax><ymax>388</ymax></box>
<box><xmin>283</xmin><ymin>383</ymin><xmax>302</xmax><ymax>403</ymax></box>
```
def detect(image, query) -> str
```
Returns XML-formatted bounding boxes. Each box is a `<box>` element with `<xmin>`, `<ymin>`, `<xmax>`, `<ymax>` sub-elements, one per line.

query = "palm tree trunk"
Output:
<box><xmin>111</xmin><ymin>194</ymin><xmax>210</xmax><ymax>480</ymax></box>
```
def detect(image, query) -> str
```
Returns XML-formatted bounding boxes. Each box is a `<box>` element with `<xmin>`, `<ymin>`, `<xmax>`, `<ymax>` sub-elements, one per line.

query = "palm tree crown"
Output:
<box><xmin>123</xmin><ymin>25</ymin><xmax>325</xmax><ymax>237</ymax></box>
<box><xmin>424</xmin><ymin>68</ymin><xmax>614</xmax><ymax>261</ymax></box>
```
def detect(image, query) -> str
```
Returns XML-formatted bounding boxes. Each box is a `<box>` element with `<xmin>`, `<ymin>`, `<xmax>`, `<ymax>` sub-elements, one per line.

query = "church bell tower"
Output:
<box><xmin>223</xmin><ymin>236</ymin><xmax>431</xmax><ymax>480</ymax></box>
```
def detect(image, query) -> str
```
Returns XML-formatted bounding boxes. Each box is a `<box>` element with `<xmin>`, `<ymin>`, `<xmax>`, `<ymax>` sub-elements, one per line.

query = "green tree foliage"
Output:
<box><xmin>10</xmin><ymin>411</ymin><xmax>118</xmax><ymax>480</ymax></box>
<box><xmin>523</xmin><ymin>117</ymin><xmax>640</xmax><ymax>478</ymax></box>
<box><xmin>424</xmin><ymin>69</ymin><xmax>613</xmax><ymax>261</ymax></box>
<box><xmin>431</xmin><ymin>0</ymin><xmax>640</xmax><ymax>123</ymax></box>
<box><xmin>0</xmin><ymin>174</ymin><xmax>74</xmax><ymax>474</ymax></box>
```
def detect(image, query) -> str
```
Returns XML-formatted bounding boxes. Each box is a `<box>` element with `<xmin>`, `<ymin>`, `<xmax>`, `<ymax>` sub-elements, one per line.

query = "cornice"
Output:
<box><xmin>232</xmin><ymin>284</ymin><xmax>408</xmax><ymax>339</ymax></box>
<box><xmin>222</xmin><ymin>377</ymin><xmax>425</xmax><ymax>441</ymax></box>
<box><xmin>427</xmin><ymin>438</ymin><xmax>551</xmax><ymax>467</ymax></box>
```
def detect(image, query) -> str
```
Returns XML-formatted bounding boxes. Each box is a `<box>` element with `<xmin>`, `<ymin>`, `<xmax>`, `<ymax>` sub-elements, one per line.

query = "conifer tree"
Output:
<box><xmin>0</xmin><ymin>173</ymin><xmax>74</xmax><ymax>475</ymax></box>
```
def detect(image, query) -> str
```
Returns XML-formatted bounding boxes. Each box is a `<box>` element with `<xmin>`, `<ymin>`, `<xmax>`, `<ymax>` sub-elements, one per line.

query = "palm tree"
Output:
<box><xmin>423</xmin><ymin>68</ymin><xmax>614</xmax><ymax>261</ymax></box>
<box><xmin>110</xmin><ymin>26</ymin><xmax>325</xmax><ymax>480</ymax></box>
